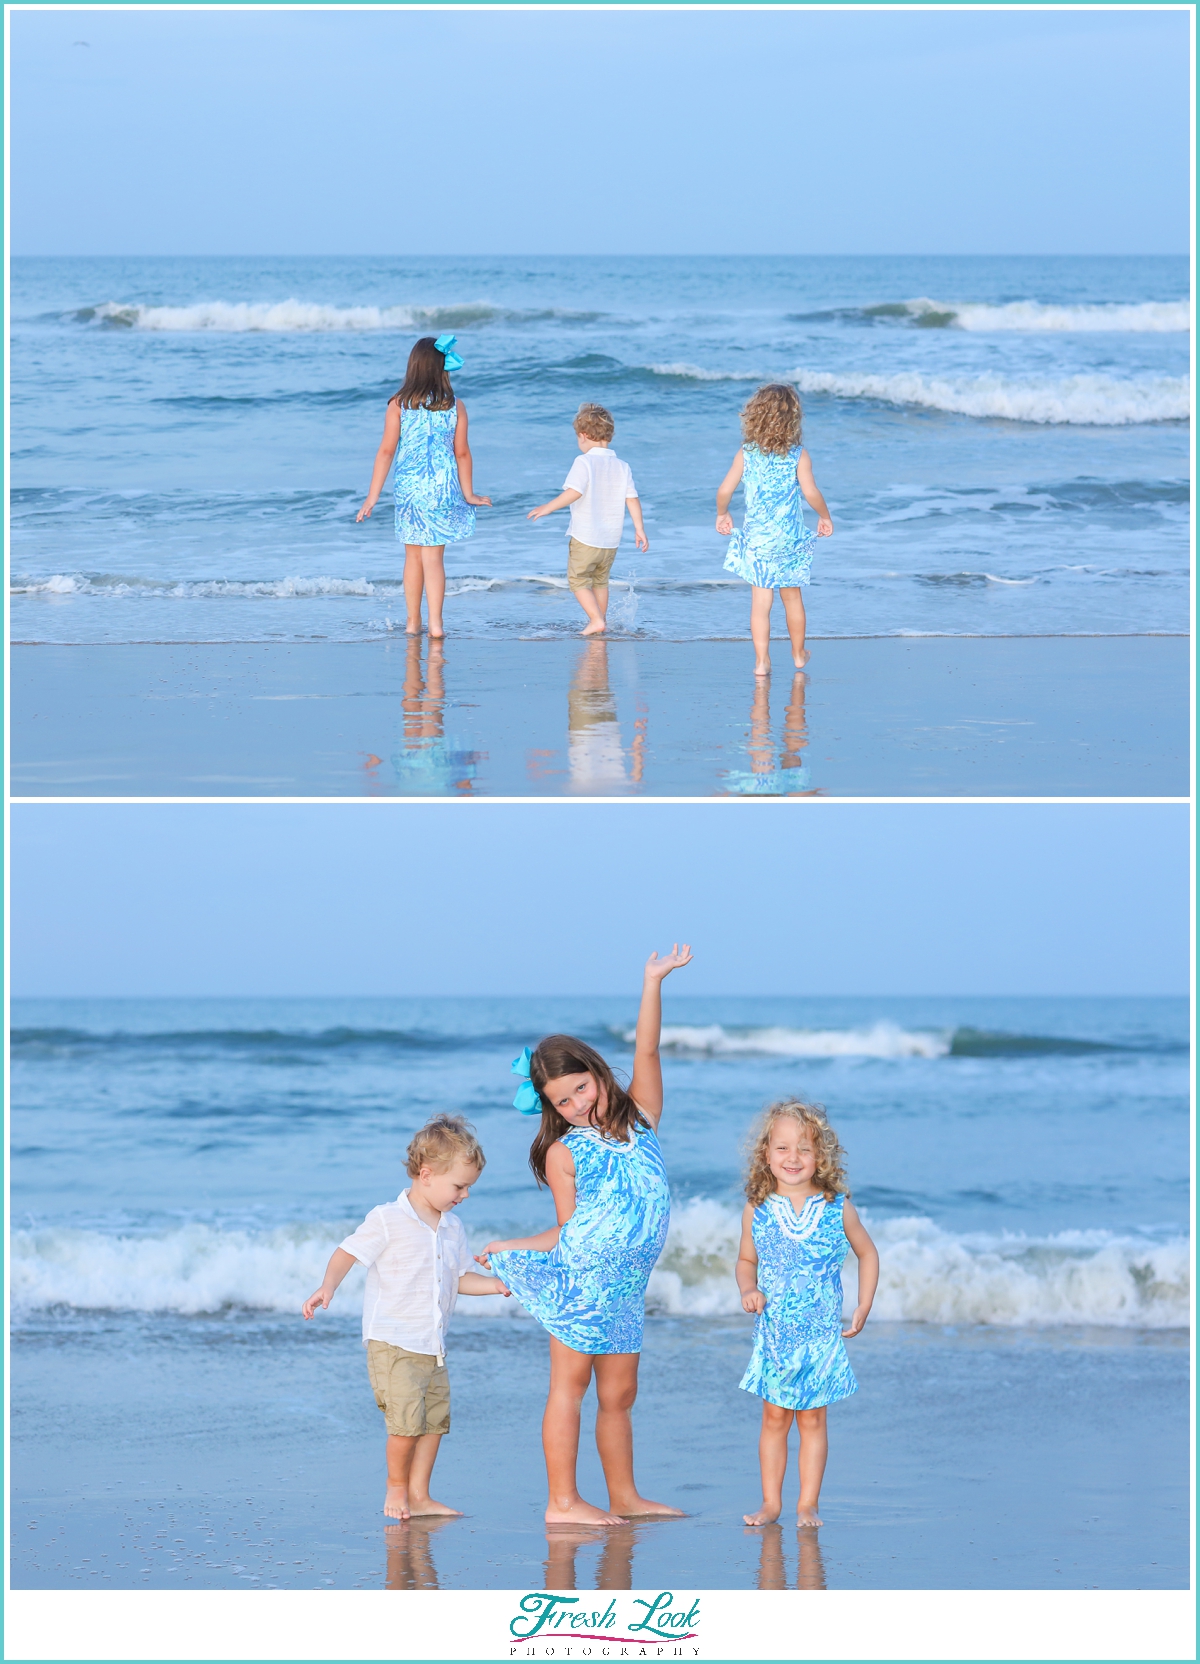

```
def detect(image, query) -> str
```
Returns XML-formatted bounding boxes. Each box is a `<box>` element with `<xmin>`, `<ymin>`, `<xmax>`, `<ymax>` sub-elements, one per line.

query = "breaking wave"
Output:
<box><xmin>624</xmin><ymin>1023</ymin><xmax>1132</xmax><ymax>1060</ymax></box>
<box><xmin>64</xmin><ymin>300</ymin><xmax>604</xmax><ymax>332</ymax></box>
<box><xmin>861</xmin><ymin>298</ymin><xmax>1190</xmax><ymax>333</ymax></box>
<box><xmin>648</xmin><ymin>364</ymin><xmax>1191</xmax><ymax>425</ymax></box>
<box><xmin>12</xmin><ymin>1205</ymin><xmax>1188</xmax><ymax>1329</ymax></box>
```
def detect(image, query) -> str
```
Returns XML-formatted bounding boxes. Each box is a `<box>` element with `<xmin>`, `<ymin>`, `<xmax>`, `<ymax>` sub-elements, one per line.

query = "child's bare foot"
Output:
<box><xmin>428</xmin><ymin>626</ymin><xmax>445</xmax><ymax>639</ymax></box>
<box><xmin>754</xmin><ymin>659</ymin><xmax>771</xmax><ymax>679</ymax></box>
<box><xmin>545</xmin><ymin>1499</ymin><xmax>623</xmax><ymax>1526</ymax></box>
<box><xmin>580</xmin><ymin>619</ymin><xmax>607</xmax><ymax>635</ymax></box>
<box><xmin>363</xmin><ymin>753</ymin><xmax>382</xmax><ymax>768</ymax></box>
<box><xmin>796</xmin><ymin>1505</ymin><xmax>823</xmax><ymax>1527</ymax></box>
<box><xmin>793</xmin><ymin>648</ymin><xmax>810</xmax><ymax>669</ymax></box>
<box><xmin>406</xmin><ymin>1497</ymin><xmax>462</xmax><ymax>1517</ymax></box>
<box><xmin>384</xmin><ymin>1485</ymin><xmax>410</xmax><ymax>1521</ymax></box>
<box><xmin>405</xmin><ymin>621</ymin><xmax>422</xmax><ymax>636</ymax></box>
<box><xmin>743</xmin><ymin>1503</ymin><xmax>782</xmax><ymax>1526</ymax></box>
<box><xmin>612</xmin><ymin>1496</ymin><xmax>685</xmax><ymax>1519</ymax></box>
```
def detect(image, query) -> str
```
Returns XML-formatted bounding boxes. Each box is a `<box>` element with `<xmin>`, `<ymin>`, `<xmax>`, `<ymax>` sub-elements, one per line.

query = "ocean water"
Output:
<box><xmin>10</xmin><ymin>995</ymin><xmax>1190</xmax><ymax>1590</ymax></box>
<box><xmin>9</xmin><ymin>255</ymin><xmax>1190</xmax><ymax>646</ymax></box>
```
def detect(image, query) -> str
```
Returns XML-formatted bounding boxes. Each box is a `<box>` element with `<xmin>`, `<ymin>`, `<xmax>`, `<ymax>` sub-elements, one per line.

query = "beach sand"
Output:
<box><xmin>10</xmin><ymin>635</ymin><xmax>1188</xmax><ymax>798</ymax></box>
<box><xmin>11</xmin><ymin>1314</ymin><xmax>1187</xmax><ymax>1591</ymax></box>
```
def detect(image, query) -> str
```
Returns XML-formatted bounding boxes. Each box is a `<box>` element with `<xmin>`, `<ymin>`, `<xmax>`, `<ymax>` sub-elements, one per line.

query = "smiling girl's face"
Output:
<box><xmin>766</xmin><ymin>1116</ymin><xmax>821</xmax><ymax>1194</ymax></box>
<box><xmin>541</xmin><ymin>1071</ymin><xmax>608</xmax><ymax>1128</ymax></box>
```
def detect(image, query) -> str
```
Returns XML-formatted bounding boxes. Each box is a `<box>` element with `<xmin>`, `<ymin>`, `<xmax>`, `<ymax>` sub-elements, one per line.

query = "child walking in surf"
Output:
<box><xmin>478</xmin><ymin>945</ymin><xmax>693</xmax><ymax>1525</ymax></box>
<box><xmin>736</xmin><ymin>1100</ymin><xmax>878</xmax><ymax>1527</ymax></box>
<box><xmin>716</xmin><ymin>383</ymin><xmax>833</xmax><ymax>678</ymax></box>
<box><xmin>357</xmin><ymin>334</ymin><xmax>491</xmax><ymax>638</ymax></box>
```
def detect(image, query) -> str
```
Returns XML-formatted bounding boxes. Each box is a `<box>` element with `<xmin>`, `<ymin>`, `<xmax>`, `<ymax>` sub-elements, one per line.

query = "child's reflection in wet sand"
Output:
<box><xmin>566</xmin><ymin>641</ymin><xmax>645</xmax><ymax>792</ymax></box>
<box><xmin>748</xmin><ymin>1523</ymin><xmax>827</xmax><ymax>1590</ymax></box>
<box><xmin>384</xmin><ymin>1515</ymin><xmax>457</xmax><ymax>1590</ymax></box>
<box><xmin>544</xmin><ymin>1522</ymin><xmax>639</xmax><ymax>1590</ymax></box>
<box><xmin>724</xmin><ymin>671</ymin><xmax>821</xmax><ymax>796</ymax></box>
<box><xmin>364</xmin><ymin>635</ymin><xmax>483</xmax><ymax>794</ymax></box>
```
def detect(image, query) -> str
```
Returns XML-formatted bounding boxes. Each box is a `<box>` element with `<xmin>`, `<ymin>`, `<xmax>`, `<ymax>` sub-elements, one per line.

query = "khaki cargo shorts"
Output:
<box><xmin>366</xmin><ymin>1340</ymin><xmax>451</xmax><ymax>1438</ymax></box>
<box><xmin>567</xmin><ymin>538</ymin><xmax>617</xmax><ymax>592</ymax></box>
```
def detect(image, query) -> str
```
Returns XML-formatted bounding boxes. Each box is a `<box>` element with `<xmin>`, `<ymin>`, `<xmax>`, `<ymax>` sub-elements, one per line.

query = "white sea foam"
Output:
<box><xmin>14</xmin><ymin>1208</ymin><xmax>1186</xmax><ymax>1329</ymax></box>
<box><xmin>897</xmin><ymin>297</ymin><xmax>1190</xmax><ymax>333</ymax></box>
<box><xmin>75</xmin><ymin>299</ymin><xmax>501</xmax><ymax>332</ymax></box>
<box><xmin>630</xmin><ymin>1022</ymin><xmax>951</xmax><ymax>1060</ymax></box>
<box><xmin>647</xmin><ymin>363</ymin><xmax>1189</xmax><ymax>424</ymax></box>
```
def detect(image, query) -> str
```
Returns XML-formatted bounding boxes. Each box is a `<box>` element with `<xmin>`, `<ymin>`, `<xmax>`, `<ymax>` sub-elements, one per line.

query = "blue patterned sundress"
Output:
<box><xmin>490</xmin><ymin>1123</ymin><xmax>671</xmax><ymax>1355</ymax></box>
<box><xmin>723</xmin><ymin>444</ymin><xmax>816</xmax><ymax>589</ymax></box>
<box><xmin>739</xmin><ymin>1193</ymin><xmax>858</xmax><ymax>1411</ymax></box>
<box><xmin>393</xmin><ymin>402</ymin><xmax>476</xmax><ymax>546</ymax></box>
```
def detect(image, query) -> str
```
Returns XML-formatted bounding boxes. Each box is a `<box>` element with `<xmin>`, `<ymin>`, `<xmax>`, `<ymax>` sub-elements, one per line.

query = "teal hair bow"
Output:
<box><xmin>435</xmin><ymin>333</ymin><xmax>464</xmax><ymax>372</ymax></box>
<box><xmin>511</xmin><ymin>1046</ymin><xmax>541</xmax><ymax>1114</ymax></box>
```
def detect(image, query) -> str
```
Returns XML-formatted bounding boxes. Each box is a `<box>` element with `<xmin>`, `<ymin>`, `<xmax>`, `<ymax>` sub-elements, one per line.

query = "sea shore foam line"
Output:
<box><xmin>648</xmin><ymin>365</ymin><xmax>1191</xmax><ymax>426</ymax></box>
<box><xmin>11</xmin><ymin>1205</ymin><xmax>1188</xmax><ymax>1328</ymax></box>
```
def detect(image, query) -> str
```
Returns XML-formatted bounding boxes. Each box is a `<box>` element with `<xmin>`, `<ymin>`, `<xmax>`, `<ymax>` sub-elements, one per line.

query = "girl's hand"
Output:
<box><xmin>716</xmin><ymin>512</ymin><xmax>734</xmax><ymax>536</ymax></box>
<box><xmin>356</xmin><ymin>500</ymin><xmax>376</xmax><ymax>523</ymax></box>
<box><xmin>644</xmin><ymin>943</ymin><xmax>693</xmax><ymax>981</ymax></box>
<box><xmin>817</xmin><ymin>515</ymin><xmax>833</xmax><ymax>537</ymax></box>
<box><xmin>842</xmin><ymin>1305</ymin><xmax>871</xmax><ymax>1338</ymax></box>
<box><xmin>466</xmin><ymin>493</ymin><xmax>492</xmax><ymax>507</ymax></box>
<box><xmin>741</xmin><ymin>1289</ymin><xmax>766</xmax><ymax>1315</ymax></box>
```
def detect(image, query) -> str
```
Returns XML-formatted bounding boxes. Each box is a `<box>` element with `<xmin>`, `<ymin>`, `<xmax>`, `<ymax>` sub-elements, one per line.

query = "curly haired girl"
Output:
<box><xmin>715</xmin><ymin>383</ymin><xmax>833</xmax><ymax>677</ymax></box>
<box><xmin>735</xmin><ymin>1100</ymin><xmax>878</xmax><ymax>1527</ymax></box>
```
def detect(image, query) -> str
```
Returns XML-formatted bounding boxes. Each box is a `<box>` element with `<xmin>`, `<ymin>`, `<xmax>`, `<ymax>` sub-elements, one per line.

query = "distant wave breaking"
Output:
<box><xmin>863</xmin><ymin>297</ymin><xmax>1190</xmax><ymax>333</ymax></box>
<box><xmin>649</xmin><ymin>363</ymin><xmax>1191</xmax><ymax>425</ymax></box>
<box><xmin>12</xmin><ymin>1205</ymin><xmax>1188</xmax><ymax>1329</ymax></box>
<box><xmin>65</xmin><ymin>299</ymin><xmax>604</xmax><ymax>332</ymax></box>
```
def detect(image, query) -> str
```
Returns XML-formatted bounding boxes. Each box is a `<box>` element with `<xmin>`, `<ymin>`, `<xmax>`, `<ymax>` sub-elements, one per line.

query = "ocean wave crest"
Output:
<box><xmin>67</xmin><ymin>300</ymin><xmax>604</xmax><ymax>332</ymax></box>
<box><xmin>865</xmin><ymin>298</ymin><xmax>1190</xmax><ymax>333</ymax></box>
<box><xmin>637</xmin><ymin>1022</ymin><xmax>951</xmax><ymax>1060</ymax></box>
<box><xmin>13</xmin><ymin>1205</ymin><xmax>1188</xmax><ymax>1328</ymax></box>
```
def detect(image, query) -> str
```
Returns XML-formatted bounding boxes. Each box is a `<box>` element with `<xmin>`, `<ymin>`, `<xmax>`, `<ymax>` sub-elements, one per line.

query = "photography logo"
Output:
<box><xmin>507</xmin><ymin>1591</ymin><xmax>702</xmax><ymax>1658</ymax></box>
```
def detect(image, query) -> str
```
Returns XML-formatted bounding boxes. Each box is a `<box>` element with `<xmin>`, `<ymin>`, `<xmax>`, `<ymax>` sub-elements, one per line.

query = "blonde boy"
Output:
<box><xmin>527</xmin><ymin>403</ymin><xmax>649</xmax><ymax>635</ymax></box>
<box><xmin>302</xmin><ymin>1114</ymin><xmax>506</xmax><ymax>1520</ymax></box>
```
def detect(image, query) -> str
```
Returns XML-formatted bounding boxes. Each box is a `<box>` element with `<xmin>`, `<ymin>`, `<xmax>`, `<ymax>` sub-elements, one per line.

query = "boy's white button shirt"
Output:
<box><xmin>563</xmin><ymin>448</ymin><xmax>637</xmax><ymax>549</ymax></box>
<box><xmin>339</xmin><ymin>1192</ymin><xmax>474</xmax><ymax>1362</ymax></box>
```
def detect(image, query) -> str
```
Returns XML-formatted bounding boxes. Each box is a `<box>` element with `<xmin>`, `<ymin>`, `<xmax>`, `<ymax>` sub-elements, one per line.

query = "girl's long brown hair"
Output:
<box><xmin>525</xmin><ymin>1034</ymin><xmax>647</xmax><ymax>1185</ymax></box>
<box><xmin>392</xmin><ymin>337</ymin><xmax>456</xmax><ymax>411</ymax></box>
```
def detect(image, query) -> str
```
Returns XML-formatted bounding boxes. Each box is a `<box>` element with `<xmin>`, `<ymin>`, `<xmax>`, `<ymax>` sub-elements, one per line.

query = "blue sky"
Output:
<box><xmin>10</xmin><ymin>8</ymin><xmax>1190</xmax><ymax>255</ymax></box>
<box><xmin>10</xmin><ymin>804</ymin><xmax>1189</xmax><ymax>996</ymax></box>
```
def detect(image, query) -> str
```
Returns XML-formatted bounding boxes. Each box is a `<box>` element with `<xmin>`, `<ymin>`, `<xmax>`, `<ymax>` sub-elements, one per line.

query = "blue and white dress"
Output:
<box><xmin>740</xmin><ymin>1193</ymin><xmax>858</xmax><ymax>1411</ymax></box>
<box><xmin>723</xmin><ymin>444</ymin><xmax>816</xmax><ymax>589</ymax></box>
<box><xmin>393</xmin><ymin>402</ymin><xmax>476</xmax><ymax>546</ymax></box>
<box><xmin>490</xmin><ymin>1123</ymin><xmax>671</xmax><ymax>1355</ymax></box>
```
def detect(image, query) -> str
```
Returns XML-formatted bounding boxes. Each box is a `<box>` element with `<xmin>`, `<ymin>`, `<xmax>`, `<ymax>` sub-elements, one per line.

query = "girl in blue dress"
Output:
<box><xmin>736</xmin><ymin>1100</ymin><xmax>878</xmax><ymax>1528</ymax></box>
<box><xmin>478</xmin><ymin>944</ymin><xmax>692</xmax><ymax>1526</ymax></box>
<box><xmin>715</xmin><ymin>383</ymin><xmax>834</xmax><ymax>679</ymax></box>
<box><xmin>356</xmin><ymin>335</ymin><xmax>491</xmax><ymax>638</ymax></box>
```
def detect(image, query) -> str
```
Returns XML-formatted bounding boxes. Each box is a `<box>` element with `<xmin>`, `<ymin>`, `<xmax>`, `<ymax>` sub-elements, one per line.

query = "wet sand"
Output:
<box><xmin>10</xmin><ymin>634</ymin><xmax>1189</xmax><ymax>798</ymax></box>
<box><xmin>10</xmin><ymin>1315</ymin><xmax>1188</xmax><ymax>1591</ymax></box>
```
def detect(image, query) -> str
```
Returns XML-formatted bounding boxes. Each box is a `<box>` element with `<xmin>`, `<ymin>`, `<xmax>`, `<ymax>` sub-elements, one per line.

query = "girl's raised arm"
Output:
<box><xmin>356</xmin><ymin>401</ymin><xmax>402</xmax><ymax>522</ymax></box>
<box><xmin>629</xmin><ymin>944</ymin><xmax>693</xmax><ymax>1128</ymax></box>
<box><xmin>452</xmin><ymin>402</ymin><xmax>492</xmax><ymax>508</ymax></box>
<box><xmin>797</xmin><ymin>449</ymin><xmax>833</xmax><ymax>537</ymax></box>
<box><xmin>715</xmin><ymin>451</ymin><xmax>745</xmax><ymax>536</ymax></box>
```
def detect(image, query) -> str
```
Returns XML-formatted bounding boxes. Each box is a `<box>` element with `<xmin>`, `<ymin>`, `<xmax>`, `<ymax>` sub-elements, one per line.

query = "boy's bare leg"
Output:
<box><xmin>749</xmin><ymin>587</ymin><xmax>774</xmax><ymax>676</ymax></box>
<box><xmin>403</xmin><ymin>545</ymin><xmax>426</xmax><ymax>634</ymax></box>
<box><xmin>406</xmin><ymin>1431</ymin><xmax>462</xmax><ymax>1516</ymax></box>
<box><xmin>544</xmin><ymin>1337</ymin><xmax>621</xmax><ymax>1524</ymax></box>
<box><xmin>385</xmin><ymin>1433</ymin><xmax>418</xmax><ymax>1518</ymax></box>
<box><xmin>795</xmin><ymin>1406</ymin><xmax>828</xmax><ymax>1526</ymax></box>
<box><xmin>422</xmin><ymin>547</ymin><xmax>447</xmax><ymax>637</ymax></box>
<box><xmin>574</xmin><ymin>585</ymin><xmax>607</xmax><ymax>635</ymax></box>
<box><xmin>780</xmin><ymin>586</ymin><xmax>809</xmax><ymax>668</ymax></box>
<box><xmin>594</xmin><ymin>1353</ymin><xmax>684</xmax><ymax>1518</ymax></box>
<box><xmin>744</xmin><ymin>1401</ymin><xmax>793</xmax><ymax>1525</ymax></box>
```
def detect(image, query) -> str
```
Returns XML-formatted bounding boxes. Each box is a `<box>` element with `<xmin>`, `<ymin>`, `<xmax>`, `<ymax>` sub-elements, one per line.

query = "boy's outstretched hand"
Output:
<box><xmin>645</xmin><ymin>944</ymin><xmax>693</xmax><ymax>980</ymax></box>
<box><xmin>302</xmin><ymin>1287</ymin><xmax>332</xmax><ymax>1320</ymax></box>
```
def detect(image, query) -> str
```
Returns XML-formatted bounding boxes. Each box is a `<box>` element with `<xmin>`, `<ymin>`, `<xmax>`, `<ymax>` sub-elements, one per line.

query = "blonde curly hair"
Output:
<box><xmin>405</xmin><ymin>1113</ymin><xmax>485</xmax><ymax>1178</ymax></box>
<box><xmin>744</xmin><ymin>1100</ymin><xmax>848</xmax><ymax>1207</ymax></box>
<box><xmin>740</xmin><ymin>383</ymin><xmax>803</xmax><ymax>455</ymax></box>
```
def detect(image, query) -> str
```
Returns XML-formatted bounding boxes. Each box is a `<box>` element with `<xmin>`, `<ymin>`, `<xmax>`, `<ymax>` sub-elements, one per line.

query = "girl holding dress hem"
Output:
<box><xmin>478</xmin><ymin>945</ymin><xmax>692</xmax><ymax>1526</ymax></box>
<box><xmin>357</xmin><ymin>334</ymin><xmax>491</xmax><ymax>638</ymax></box>
<box><xmin>736</xmin><ymin>1100</ymin><xmax>878</xmax><ymax>1528</ymax></box>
